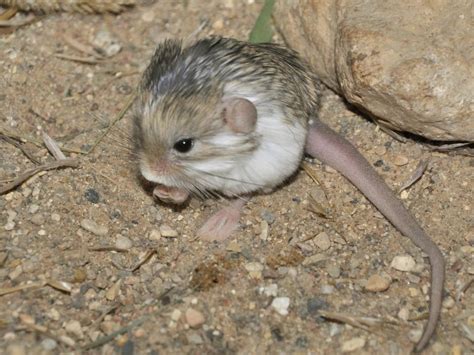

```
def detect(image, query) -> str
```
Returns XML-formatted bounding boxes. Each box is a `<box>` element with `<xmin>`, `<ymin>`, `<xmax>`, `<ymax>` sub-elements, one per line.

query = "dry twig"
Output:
<box><xmin>0</xmin><ymin>133</ymin><xmax>40</xmax><ymax>164</ymax></box>
<box><xmin>318</xmin><ymin>310</ymin><xmax>392</xmax><ymax>334</ymax></box>
<box><xmin>54</xmin><ymin>53</ymin><xmax>104</xmax><ymax>65</ymax></box>
<box><xmin>0</xmin><ymin>279</ymin><xmax>72</xmax><ymax>296</ymax></box>
<box><xmin>63</xmin><ymin>34</ymin><xmax>102</xmax><ymax>58</ymax></box>
<box><xmin>0</xmin><ymin>6</ymin><xmax>17</xmax><ymax>20</ymax></box>
<box><xmin>0</xmin><ymin>13</ymin><xmax>35</xmax><ymax>27</ymax></box>
<box><xmin>42</xmin><ymin>131</ymin><xmax>66</xmax><ymax>160</ymax></box>
<box><xmin>0</xmin><ymin>125</ymin><xmax>85</xmax><ymax>154</ymax></box>
<box><xmin>398</xmin><ymin>159</ymin><xmax>429</xmax><ymax>193</ymax></box>
<box><xmin>0</xmin><ymin>0</ymin><xmax>135</xmax><ymax>14</ymax></box>
<box><xmin>82</xmin><ymin>316</ymin><xmax>147</xmax><ymax>350</ymax></box>
<box><xmin>0</xmin><ymin>159</ymin><xmax>78</xmax><ymax>195</ymax></box>
<box><xmin>88</xmin><ymin>246</ymin><xmax>129</xmax><ymax>252</ymax></box>
<box><xmin>302</xmin><ymin>162</ymin><xmax>331</xmax><ymax>203</ymax></box>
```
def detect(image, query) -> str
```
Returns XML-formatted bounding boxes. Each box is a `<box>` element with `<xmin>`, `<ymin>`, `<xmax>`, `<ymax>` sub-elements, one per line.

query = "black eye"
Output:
<box><xmin>173</xmin><ymin>138</ymin><xmax>194</xmax><ymax>153</ymax></box>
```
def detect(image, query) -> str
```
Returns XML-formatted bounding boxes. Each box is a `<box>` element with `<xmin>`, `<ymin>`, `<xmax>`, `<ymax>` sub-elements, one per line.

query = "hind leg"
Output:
<box><xmin>197</xmin><ymin>199</ymin><xmax>246</xmax><ymax>242</ymax></box>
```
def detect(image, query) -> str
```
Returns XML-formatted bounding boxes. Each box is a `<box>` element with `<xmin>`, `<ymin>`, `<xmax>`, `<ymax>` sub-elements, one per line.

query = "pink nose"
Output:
<box><xmin>152</xmin><ymin>158</ymin><xmax>172</xmax><ymax>174</ymax></box>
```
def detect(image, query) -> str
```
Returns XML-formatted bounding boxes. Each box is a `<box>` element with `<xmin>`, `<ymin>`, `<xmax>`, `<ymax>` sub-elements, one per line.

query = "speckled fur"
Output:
<box><xmin>133</xmin><ymin>37</ymin><xmax>323</xmax><ymax>196</ymax></box>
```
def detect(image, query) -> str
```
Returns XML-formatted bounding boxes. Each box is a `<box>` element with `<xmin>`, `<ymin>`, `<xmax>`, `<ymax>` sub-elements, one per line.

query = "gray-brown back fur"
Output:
<box><xmin>134</xmin><ymin>37</ymin><xmax>323</xmax><ymax>148</ymax></box>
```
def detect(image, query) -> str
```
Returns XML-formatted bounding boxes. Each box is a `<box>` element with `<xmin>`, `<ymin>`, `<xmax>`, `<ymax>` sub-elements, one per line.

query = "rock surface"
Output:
<box><xmin>275</xmin><ymin>0</ymin><xmax>474</xmax><ymax>141</ymax></box>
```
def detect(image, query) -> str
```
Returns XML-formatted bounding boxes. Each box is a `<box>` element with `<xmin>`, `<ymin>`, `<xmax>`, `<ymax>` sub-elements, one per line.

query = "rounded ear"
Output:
<box><xmin>221</xmin><ymin>97</ymin><xmax>257</xmax><ymax>134</ymax></box>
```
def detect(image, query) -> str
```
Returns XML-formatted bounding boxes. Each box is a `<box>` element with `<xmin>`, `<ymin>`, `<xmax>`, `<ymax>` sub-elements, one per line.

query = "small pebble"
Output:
<box><xmin>326</xmin><ymin>263</ymin><xmax>341</xmax><ymax>278</ymax></box>
<box><xmin>51</xmin><ymin>213</ymin><xmax>61</xmax><ymax>222</ymax></box>
<box><xmin>450</xmin><ymin>345</ymin><xmax>462</xmax><ymax>355</ymax></box>
<box><xmin>259</xmin><ymin>220</ymin><xmax>269</xmax><ymax>241</ymax></box>
<box><xmin>431</xmin><ymin>342</ymin><xmax>446</xmax><ymax>353</ymax></box>
<box><xmin>115</xmin><ymin>234</ymin><xmax>133</xmax><ymax>250</ymax></box>
<box><xmin>271</xmin><ymin>297</ymin><xmax>290</xmax><ymax>316</ymax></box>
<box><xmin>21</xmin><ymin>187</ymin><xmax>31</xmax><ymax>197</ymax></box>
<box><xmin>260</xmin><ymin>284</ymin><xmax>278</xmax><ymax>297</ymax></box>
<box><xmin>116</xmin><ymin>83</ymin><xmax>132</xmax><ymax>95</ymax></box>
<box><xmin>390</xmin><ymin>255</ymin><xmax>416</xmax><ymax>272</ymax></box>
<box><xmin>105</xmin><ymin>279</ymin><xmax>121</xmax><ymax>301</ymax></box>
<box><xmin>148</xmin><ymin>229</ymin><xmax>161</xmax><ymax>241</ymax></box>
<box><xmin>59</xmin><ymin>335</ymin><xmax>75</xmax><ymax>347</ymax></box>
<box><xmin>408</xmin><ymin>328</ymin><xmax>423</xmax><ymax>343</ymax></box>
<box><xmin>141</xmin><ymin>11</ymin><xmax>155</xmax><ymax>22</ymax></box>
<box><xmin>28</xmin><ymin>204</ymin><xmax>40</xmax><ymax>213</ymax></box>
<box><xmin>6</xmin><ymin>344</ymin><xmax>27</xmax><ymax>355</ymax></box>
<box><xmin>313</xmin><ymin>232</ymin><xmax>331</xmax><ymax>250</ymax></box>
<box><xmin>31</xmin><ymin>214</ymin><xmax>45</xmax><ymax>225</ymax></box>
<box><xmin>244</xmin><ymin>262</ymin><xmax>263</xmax><ymax>279</ymax></box>
<box><xmin>407</xmin><ymin>273</ymin><xmax>421</xmax><ymax>283</ymax></box>
<box><xmin>365</xmin><ymin>274</ymin><xmax>391</xmax><ymax>292</ymax></box>
<box><xmin>4</xmin><ymin>221</ymin><xmax>15</xmax><ymax>231</ymax></box>
<box><xmin>134</xmin><ymin>328</ymin><xmax>146</xmax><ymax>338</ymax></box>
<box><xmin>393</xmin><ymin>155</ymin><xmax>409</xmax><ymax>166</ymax></box>
<box><xmin>460</xmin><ymin>245</ymin><xmax>474</xmax><ymax>254</ymax></box>
<box><xmin>7</xmin><ymin>210</ymin><xmax>17</xmax><ymax>221</ymax></box>
<box><xmin>46</xmin><ymin>308</ymin><xmax>60</xmax><ymax>321</ymax></box>
<box><xmin>306</xmin><ymin>297</ymin><xmax>328</xmax><ymax>315</ymax></box>
<box><xmin>73</xmin><ymin>268</ymin><xmax>87</xmax><ymax>283</ymax></box>
<box><xmin>341</xmin><ymin>337</ymin><xmax>366</xmax><ymax>352</ymax></box>
<box><xmin>329</xmin><ymin>323</ymin><xmax>343</xmax><ymax>337</ymax></box>
<box><xmin>92</xmin><ymin>29</ymin><xmax>121</xmax><ymax>57</ymax></box>
<box><xmin>186</xmin><ymin>331</ymin><xmax>204</xmax><ymax>344</ymax></box>
<box><xmin>84</xmin><ymin>188</ymin><xmax>100</xmax><ymax>204</ymax></box>
<box><xmin>226</xmin><ymin>240</ymin><xmax>241</xmax><ymax>253</ymax></box>
<box><xmin>260</xmin><ymin>210</ymin><xmax>275</xmax><ymax>224</ymax></box>
<box><xmin>212</xmin><ymin>19</ymin><xmax>224</xmax><ymax>31</ymax></box>
<box><xmin>398</xmin><ymin>307</ymin><xmax>410</xmax><ymax>321</ymax></box>
<box><xmin>80</xmin><ymin>219</ymin><xmax>108</xmax><ymax>236</ymax></box>
<box><xmin>65</xmin><ymin>320</ymin><xmax>84</xmax><ymax>339</ymax></box>
<box><xmin>117</xmin><ymin>335</ymin><xmax>130</xmax><ymax>348</ymax></box>
<box><xmin>320</xmin><ymin>285</ymin><xmax>335</xmax><ymax>295</ymax></box>
<box><xmin>185</xmin><ymin>308</ymin><xmax>205</xmax><ymax>328</ymax></box>
<box><xmin>100</xmin><ymin>321</ymin><xmax>120</xmax><ymax>334</ymax></box>
<box><xmin>37</xmin><ymin>229</ymin><xmax>46</xmax><ymax>236</ymax></box>
<box><xmin>170</xmin><ymin>309</ymin><xmax>182</xmax><ymax>321</ymax></box>
<box><xmin>373</xmin><ymin>159</ymin><xmax>384</xmax><ymax>167</ymax></box>
<box><xmin>19</xmin><ymin>314</ymin><xmax>34</xmax><ymax>325</ymax></box>
<box><xmin>8</xmin><ymin>265</ymin><xmax>23</xmax><ymax>280</ymax></box>
<box><xmin>443</xmin><ymin>296</ymin><xmax>455</xmax><ymax>309</ymax></box>
<box><xmin>160</xmin><ymin>225</ymin><xmax>178</xmax><ymax>238</ymax></box>
<box><xmin>408</xmin><ymin>287</ymin><xmax>420</xmax><ymax>297</ymax></box>
<box><xmin>303</xmin><ymin>253</ymin><xmax>327</xmax><ymax>266</ymax></box>
<box><xmin>374</xmin><ymin>146</ymin><xmax>387</xmax><ymax>155</ymax></box>
<box><xmin>41</xmin><ymin>338</ymin><xmax>57</xmax><ymax>351</ymax></box>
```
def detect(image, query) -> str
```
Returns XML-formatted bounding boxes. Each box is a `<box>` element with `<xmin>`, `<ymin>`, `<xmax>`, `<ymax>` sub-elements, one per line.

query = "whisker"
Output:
<box><xmin>104</xmin><ymin>134</ymin><xmax>136</xmax><ymax>152</ymax></box>
<box><xmin>186</xmin><ymin>166</ymin><xmax>265</xmax><ymax>188</ymax></box>
<box><xmin>109</xmin><ymin>125</ymin><xmax>135</xmax><ymax>144</ymax></box>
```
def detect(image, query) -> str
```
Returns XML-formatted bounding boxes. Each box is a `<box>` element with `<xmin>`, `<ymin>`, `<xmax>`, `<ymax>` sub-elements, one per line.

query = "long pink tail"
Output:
<box><xmin>305</xmin><ymin>119</ymin><xmax>445</xmax><ymax>351</ymax></box>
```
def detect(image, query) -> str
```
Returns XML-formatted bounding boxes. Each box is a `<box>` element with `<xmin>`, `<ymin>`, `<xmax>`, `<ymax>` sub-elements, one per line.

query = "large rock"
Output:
<box><xmin>275</xmin><ymin>0</ymin><xmax>474</xmax><ymax>141</ymax></box>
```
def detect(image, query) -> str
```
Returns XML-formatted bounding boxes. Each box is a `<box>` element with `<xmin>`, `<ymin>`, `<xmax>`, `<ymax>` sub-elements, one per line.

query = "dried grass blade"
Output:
<box><xmin>0</xmin><ymin>158</ymin><xmax>78</xmax><ymax>195</ymax></box>
<box><xmin>398</xmin><ymin>159</ymin><xmax>429</xmax><ymax>193</ymax></box>
<box><xmin>42</xmin><ymin>131</ymin><xmax>66</xmax><ymax>160</ymax></box>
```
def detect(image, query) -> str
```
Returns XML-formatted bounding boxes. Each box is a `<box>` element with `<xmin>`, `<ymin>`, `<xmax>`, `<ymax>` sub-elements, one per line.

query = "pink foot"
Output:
<box><xmin>197</xmin><ymin>199</ymin><xmax>246</xmax><ymax>242</ymax></box>
<box><xmin>153</xmin><ymin>184</ymin><xmax>189</xmax><ymax>204</ymax></box>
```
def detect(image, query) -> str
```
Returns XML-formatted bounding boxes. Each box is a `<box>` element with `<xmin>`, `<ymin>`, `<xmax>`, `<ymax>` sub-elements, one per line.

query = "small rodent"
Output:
<box><xmin>132</xmin><ymin>37</ymin><xmax>445</xmax><ymax>352</ymax></box>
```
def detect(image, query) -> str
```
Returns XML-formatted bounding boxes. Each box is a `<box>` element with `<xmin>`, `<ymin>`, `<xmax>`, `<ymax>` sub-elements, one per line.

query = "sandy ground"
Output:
<box><xmin>0</xmin><ymin>1</ymin><xmax>473</xmax><ymax>354</ymax></box>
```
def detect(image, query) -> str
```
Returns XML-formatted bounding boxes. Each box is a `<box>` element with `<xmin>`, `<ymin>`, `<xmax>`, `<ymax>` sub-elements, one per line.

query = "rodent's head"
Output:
<box><xmin>133</xmin><ymin>84</ymin><xmax>260</xmax><ymax>201</ymax></box>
